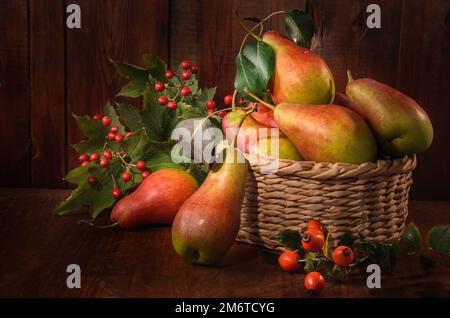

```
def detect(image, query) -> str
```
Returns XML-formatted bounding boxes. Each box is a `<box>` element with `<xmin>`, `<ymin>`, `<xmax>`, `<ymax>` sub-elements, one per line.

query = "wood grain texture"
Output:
<box><xmin>29</xmin><ymin>0</ymin><xmax>66</xmax><ymax>188</ymax></box>
<box><xmin>308</xmin><ymin>0</ymin><xmax>403</xmax><ymax>92</ymax></box>
<box><xmin>0</xmin><ymin>188</ymin><xmax>449</xmax><ymax>297</ymax></box>
<box><xmin>396</xmin><ymin>0</ymin><xmax>450</xmax><ymax>200</ymax></box>
<box><xmin>0</xmin><ymin>1</ymin><xmax>30</xmax><ymax>186</ymax></box>
<box><xmin>66</xmin><ymin>0</ymin><xmax>169</xmax><ymax>170</ymax></box>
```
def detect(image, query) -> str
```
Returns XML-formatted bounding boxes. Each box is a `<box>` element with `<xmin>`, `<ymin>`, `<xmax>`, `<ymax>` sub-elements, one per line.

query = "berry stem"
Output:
<box><xmin>78</xmin><ymin>219</ymin><xmax>119</xmax><ymax>229</ymax></box>
<box><xmin>110</xmin><ymin>172</ymin><xmax>118</xmax><ymax>188</ymax></box>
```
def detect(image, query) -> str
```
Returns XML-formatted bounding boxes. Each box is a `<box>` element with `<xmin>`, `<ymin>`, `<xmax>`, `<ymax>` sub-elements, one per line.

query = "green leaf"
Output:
<box><xmin>242</xmin><ymin>41</ymin><xmax>274</xmax><ymax>90</ymax></box>
<box><xmin>428</xmin><ymin>226</ymin><xmax>450</xmax><ymax>258</ymax></box>
<box><xmin>188</xmin><ymin>163</ymin><xmax>209</xmax><ymax>185</ymax></box>
<box><xmin>72</xmin><ymin>114</ymin><xmax>108</xmax><ymax>154</ymax></box>
<box><xmin>419</xmin><ymin>254</ymin><xmax>437</xmax><ymax>273</ymax></box>
<box><xmin>104</xmin><ymin>102</ymin><xmax>126</xmax><ymax>133</ymax></box>
<box><xmin>284</xmin><ymin>10</ymin><xmax>315</xmax><ymax>47</ymax></box>
<box><xmin>117</xmin><ymin>79</ymin><xmax>147</xmax><ymax>97</ymax></box>
<box><xmin>234</xmin><ymin>52</ymin><xmax>264</xmax><ymax>101</ymax></box>
<box><xmin>117</xmin><ymin>103</ymin><xmax>146</xmax><ymax>132</ymax></box>
<box><xmin>142</xmin><ymin>54</ymin><xmax>167</xmax><ymax>82</ymax></box>
<box><xmin>121</xmin><ymin>129</ymin><xmax>154</xmax><ymax>163</ymax></box>
<box><xmin>110</xmin><ymin>58</ymin><xmax>149</xmax><ymax>81</ymax></box>
<box><xmin>403</xmin><ymin>223</ymin><xmax>421</xmax><ymax>254</ymax></box>
<box><xmin>54</xmin><ymin>160</ymin><xmax>120</xmax><ymax>218</ymax></box>
<box><xmin>331</xmin><ymin>264</ymin><xmax>348</xmax><ymax>281</ymax></box>
<box><xmin>337</xmin><ymin>231</ymin><xmax>354</xmax><ymax>248</ymax></box>
<box><xmin>275</xmin><ymin>229</ymin><xmax>302</xmax><ymax>251</ymax></box>
<box><xmin>194</xmin><ymin>87</ymin><xmax>216</xmax><ymax>114</ymax></box>
<box><xmin>304</xmin><ymin>252</ymin><xmax>316</xmax><ymax>273</ymax></box>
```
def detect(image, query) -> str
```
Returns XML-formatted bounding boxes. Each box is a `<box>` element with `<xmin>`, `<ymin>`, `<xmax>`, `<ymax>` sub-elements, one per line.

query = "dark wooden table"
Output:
<box><xmin>0</xmin><ymin>188</ymin><xmax>449</xmax><ymax>298</ymax></box>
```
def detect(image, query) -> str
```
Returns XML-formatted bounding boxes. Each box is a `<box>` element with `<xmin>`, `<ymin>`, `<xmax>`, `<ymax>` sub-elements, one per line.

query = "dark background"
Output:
<box><xmin>0</xmin><ymin>0</ymin><xmax>449</xmax><ymax>200</ymax></box>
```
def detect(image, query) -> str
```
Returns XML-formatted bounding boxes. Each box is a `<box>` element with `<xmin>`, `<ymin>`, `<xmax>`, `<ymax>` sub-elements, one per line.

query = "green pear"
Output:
<box><xmin>274</xmin><ymin>103</ymin><xmax>377</xmax><ymax>164</ymax></box>
<box><xmin>248</xmin><ymin>136</ymin><xmax>303</xmax><ymax>161</ymax></box>
<box><xmin>346</xmin><ymin>75</ymin><xmax>433</xmax><ymax>157</ymax></box>
<box><xmin>262</xmin><ymin>30</ymin><xmax>335</xmax><ymax>105</ymax></box>
<box><xmin>172</xmin><ymin>146</ymin><xmax>248</xmax><ymax>265</ymax></box>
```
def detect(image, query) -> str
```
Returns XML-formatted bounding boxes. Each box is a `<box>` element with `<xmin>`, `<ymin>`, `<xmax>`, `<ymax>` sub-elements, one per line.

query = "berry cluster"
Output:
<box><xmin>277</xmin><ymin>219</ymin><xmax>355</xmax><ymax>295</ymax></box>
<box><xmin>79</xmin><ymin>114</ymin><xmax>151</xmax><ymax>199</ymax></box>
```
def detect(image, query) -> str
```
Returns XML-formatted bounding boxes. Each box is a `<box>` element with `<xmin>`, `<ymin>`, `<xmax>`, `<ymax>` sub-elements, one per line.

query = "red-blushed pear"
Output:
<box><xmin>345</xmin><ymin>73</ymin><xmax>433</xmax><ymax>157</ymax></box>
<box><xmin>262</xmin><ymin>31</ymin><xmax>335</xmax><ymax>105</ymax></box>
<box><xmin>248</xmin><ymin>136</ymin><xmax>303</xmax><ymax>161</ymax></box>
<box><xmin>250</xmin><ymin>103</ymin><xmax>279</xmax><ymax>128</ymax></box>
<box><xmin>110</xmin><ymin>169</ymin><xmax>198</xmax><ymax>229</ymax></box>
<box><xmin>172</xmin><ymin>146</ymin><xmax>248</xmax><ymax>265</ymax></box>
<box><xmin>274</xmin><ymin>103</ymin><xmax>378</xmax><ymax>164</ymax></box>
<box><xmin>333</xmin><ymin>92</ymin><xmax>353</xmax><ymax>108</ymax></box>
<box><xmin>222</xmin><ymin>109</ymin><xmax>282</xmax><ymax>154</ymax></box>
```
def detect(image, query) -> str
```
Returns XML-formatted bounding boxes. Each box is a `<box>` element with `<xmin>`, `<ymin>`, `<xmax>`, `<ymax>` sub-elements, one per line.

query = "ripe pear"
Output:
<box><xmin>262</xmin><ymin>31</ymin><xmax>335</xmax><ymax>105</ymax></box>
<box><xmin>222</xmin><ymin>109</ymin><xmax>282</xmax><ymax>153</ymax></box>
<box><xmin>248</xmin><ymin>136</ymin><xmax>303</xmax><ymax>161</ymax></box>
<box><xmin>250</xmin><ymin>103</ymin><xmax>279</xmax><ymax>128</ymax></box>
<box><xmin>172</xmin><ymin>146</ymin><xmax>248</xmax><ymax>265</ymax></box>
<box><xmin>274</xmin><ymin>103</ymin><xmax>377</xmax><ymax>164</ymax></box>
<box><xmin>346</xmin><ymin>75</ymin><xmax>433</xmax><ymax>157</ymax></box>
<box><xmin>111</xmin><ymin>169</ymin><xmax>198</xmax><ymax>229</ymax></box>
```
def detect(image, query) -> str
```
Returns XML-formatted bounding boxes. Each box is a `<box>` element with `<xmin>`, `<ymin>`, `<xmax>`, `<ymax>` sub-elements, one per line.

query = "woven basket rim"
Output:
<box><xmin>244</xmin><ymin>153</ymin><xmax>417</xmax><ymax>180</ymax></box>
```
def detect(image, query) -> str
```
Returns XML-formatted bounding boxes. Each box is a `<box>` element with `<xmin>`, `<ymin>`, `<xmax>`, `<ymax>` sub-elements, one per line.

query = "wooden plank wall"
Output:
<box><xmin>0</xmin><ymin>0</ymin><xmax>449</xmax><ymax>200</ymax></box>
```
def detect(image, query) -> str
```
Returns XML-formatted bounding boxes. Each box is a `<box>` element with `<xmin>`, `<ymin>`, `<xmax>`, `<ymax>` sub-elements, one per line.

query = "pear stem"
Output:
<box><xmin>244</xmin><ymin>89</ymin><xmax>276</xmax><ymax>111</ymax></box>
<box><xmin>347</xmin><ymin>70</ymin><xmax>354</xmax><ymax>83</ymax></box>
<box><xmin>235</xmin><ymin>11</ymin><xmax>262</xmax><ymax>42</ymax></box>
<box><xmin>231</xmin><ymin>89</ymin><xmax>238</xmax><ymax>110</ymax></box>
<box><xmin>237</xmin><ymin>10</ymin><xmax>286</xmax><ymax>53</ymax></box>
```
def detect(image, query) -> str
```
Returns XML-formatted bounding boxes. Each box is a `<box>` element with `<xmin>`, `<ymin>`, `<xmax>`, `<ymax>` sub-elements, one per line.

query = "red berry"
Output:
<box><xmin>102</xmin><ymin>116</ymin><xmax>112</xmax><ymax>126</ymax></box>
<box><xmin>88</xmin><ymin>176</ymin><xmax>97</xmax><ymax>185</ymax></box>
<box><xmin>154</xmin><ymin>82</ymin><xmax>165</xmax><ymax>92</ymax></box>
<box><xmin>126</xmin><ymin>131</ymin><xmax>134</xmax><ymax>137</ymax></box>
<box><xmin>181</xmin><ymin>70</ymin><xmax>191</xmax><ymax>80</ymax></box>
<box><xmin>332</xmin><ymin>246</ymin><xmax>354</xmax><ymax>267</ymax></box>
<box><xmin>121</xmin><ymin>171</ymin><xmax>132</xmax><ymax>182</ymax></box>
<box><xmin>136</xmin><ymin>161</ymin><xmax>146</xmax><ymax>171</ymax></box>
<box><xmin>93</xmin><ymin>114</ymin><xmax>102</xmax><ymax>120</ymax></box>
<box><xmin>167</xmin><ymin>101</ymin><xmax>177</xmax><ymax>110</ymax></box>
<box><xmin>112</xmin><ymin>188</ymin><xmax>122</xmax><ymax>199</ymax></box>
<box><xmin>224</xmin><ymin>94</ymin><xmax>233</xmax><ymax>106</ymax></box>
<box><xmin>110</xmin><ymin>125</ymin><xmax>119</xmax><ymax>133</ymax></box>
<box><xmin>278</xmin><ymin>251</ymin><xmax>302</xmax><ymax>273</ymax></box>
<box><xmin>107</xmin><ymin>132</ymin><xmax>116</xmax><ymax>141</ymax></box>
<box><xmin>206</xmin><ymin>100</ymin><xmax>216</xmax><ymax>110</ymax></box>
<box><xmin>103</xmin><ymin>151</ymin><xmax>112</xmax><ymax>160</ymax></box>
<box><xmin>302</xmin><ymin>229</ymin><xmax>325</xmax><ymax>253</ymax></box>
<box><xmin>81</xmin><ymin>161</ymin><xmax>90</xmax><ymax>167</ymax></box>
<box><xmin>304</xmin><ymin>272</ymin><xmax>326</xmax><ymax>294</ymax></box>
<box><xmin>165</xmin><ymin>70</ymin><xmax>174</xmax><ymax>79</ymax></box>
<box><xmin>141</xmin><ymin>171</ymin><xmax>150</xmax><ymax>179</ymax></box>
<box><xmin>78</xmin><ymin>153</ymin><xmax>89</xmax><ymax>162</ymax></box>
<box><xmin>307</xmin><ymin>219</ymin><xmax>325</xmax><ymax>233</ymax></box>
<box><xmin>99</xmin><ymin>158</ymin><xmax>109</xmax><ymax>168</ymax></box>
<box><xmin>218</xmin><ymin>110</ymin><xmax>227</xmax><ymax>118</ymax></box>
<box><xmin>190</xmin><ymin>65</ymin><xmax>199</xmax><ymax>73</ymax></box>
<box><xmin>180</xmin><ymin>60</ymin><xmax>190</xmax><ymax>69</ymax></box>
<box><xmin>115</xmin><ymin>134</ymin><xmax>124</xmax><ymax>143</ymax></box>
<box><xmin>89</xmin><ymin>153</ymin><xmax>99</xmax><ymax>161</ymax></box>
<box><xmin>180</xmin><ymin>87</ymin><xmax>191</xmax><ymax>96</ymax></box>
<box><xmin>158</xmin><ymin>96</ymin><xmax>169</xmax><ymax>105</ymax></box>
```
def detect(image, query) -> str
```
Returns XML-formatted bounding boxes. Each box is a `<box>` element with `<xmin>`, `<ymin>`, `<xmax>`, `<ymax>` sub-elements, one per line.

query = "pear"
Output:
<box><xmin>250</xmin><ymin>103</ymin><xmax>279</xmax><ymax>128</ymax></box>
<box><xmin>222</xmin><ymin>109</ymin><xmax>282</xmax><ymax>153</ymax></box>
<box><xmin>172</xmin><ymin>147</ymin><xmax>248</xmax><ymax>265</ymax></box>
<box><xmin>262</xmin><ymin>31</ymin><xmax>335</xmax><ymax>105</ymax></box>
<box><xmin>274</xmin><ymin>103</ymin><xmax>378</xmax><ymax>164</ymax></box>
<box><xmin>346</xmin><ymin>75</ymin><xmax>433</xmax><ymax>157</ymax></box>
<box><xmin>111</xmin><ymin>169</ymin><xmax>198</xmax><ymax>229</ymax></box>
<box><xmin>248</xmin><ymin>136</ymin><xmax>303</xmax><ymax>161</ymax></box>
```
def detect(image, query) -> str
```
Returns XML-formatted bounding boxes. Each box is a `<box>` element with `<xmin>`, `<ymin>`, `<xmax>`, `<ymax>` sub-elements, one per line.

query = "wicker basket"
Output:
<box><xmin>237</xmin><ymin>155</ymin><xmax>417</xmax><ymax>251</ymax></box>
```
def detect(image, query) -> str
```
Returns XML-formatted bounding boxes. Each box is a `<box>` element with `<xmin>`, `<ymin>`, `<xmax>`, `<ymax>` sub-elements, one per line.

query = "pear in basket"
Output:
<box><xmin>172</xmin><ymin>146</ymin><xmax>248</xmax><ymax>265</ymax></box>
<box><xmin>346</xmin><ymin>72</ymin><xmax>433</xmax><ymax>157</ymax></box>
<box><xmin>262</xmin><ymin>30</ymin><xmax>335</xmax><ymax>105</ymax></box>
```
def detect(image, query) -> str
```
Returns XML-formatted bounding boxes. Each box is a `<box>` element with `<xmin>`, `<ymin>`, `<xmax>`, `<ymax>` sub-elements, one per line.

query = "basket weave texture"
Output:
<box><xmin>237</xmin><ymin>155</ymin><xmax>417</xmax><ymax>251</ymax></box>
